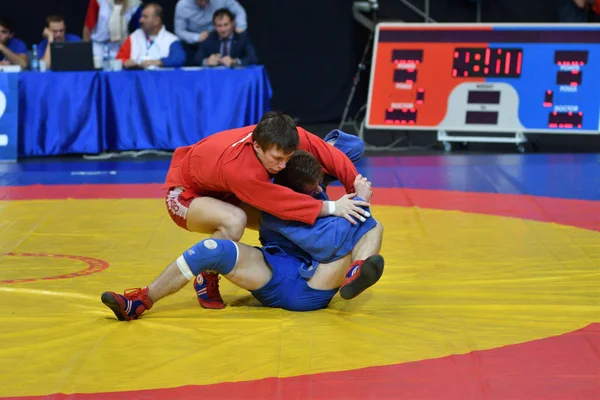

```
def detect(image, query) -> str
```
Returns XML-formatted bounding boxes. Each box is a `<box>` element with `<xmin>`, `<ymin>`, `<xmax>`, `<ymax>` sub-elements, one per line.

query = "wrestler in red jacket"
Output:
<box><xmin>162</xmin><ymin>111</ymin><xmax>370</xmax><ymax>309</ymax></box>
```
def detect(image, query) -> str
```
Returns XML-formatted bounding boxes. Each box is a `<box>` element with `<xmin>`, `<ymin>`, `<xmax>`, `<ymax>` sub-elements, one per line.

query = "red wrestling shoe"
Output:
<box><xmin>101</xmin><ymin>287</ymin><xmax>153</xmax><ymax>321</ymax></box>
<box><xmin>339</xmin><ymin>255</ymin><xmax>385</xmax><ymax>300</ymax></box>
<box><xmin>194</xmin><ymin>271</ymin><xmax>225</xmax><ymax>309</ymax></box>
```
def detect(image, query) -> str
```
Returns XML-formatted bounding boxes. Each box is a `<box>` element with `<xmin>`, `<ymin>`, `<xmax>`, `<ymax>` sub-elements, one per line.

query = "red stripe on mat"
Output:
<box><xmin>7</xmin><ymin>323</ymin><xmax>600</xmax><ymax>399</ymax></box>
<box><xmin>1</xmin><ymin>184</ymin><xmax>165</xmax><ymax>200</ymax></box>
<box><xmin>3</xmin><ymin>184</ymin><xmax>600</xmax><ymax>231</ymax></box>
<box><xmin>3</xmin><ymin>185</ymin><xmax>600</xmax><ymax>398</ymax></box>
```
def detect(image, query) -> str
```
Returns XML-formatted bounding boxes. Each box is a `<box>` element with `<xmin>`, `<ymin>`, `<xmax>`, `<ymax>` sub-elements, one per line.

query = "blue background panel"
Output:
<box><xmin>486</xmin><ymin>43</ymin><xmax>600</xmax><ymax>131</ymax></box>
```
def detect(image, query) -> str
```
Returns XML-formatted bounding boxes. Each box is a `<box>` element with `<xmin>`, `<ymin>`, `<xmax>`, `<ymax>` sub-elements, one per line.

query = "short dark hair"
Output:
<box><xmin>46</xmin><ymin>15</ymin><xmax>65</xmax><ymax>27</ymax></box>
<box><xmin>0</xmin><ymin>18</ymin><xmax>15</xmax><ymax>34</ymax></box>
<box><xmin>273</xmin><ymin>149</ymin><xmax>323</xmax><ymax>194</ymax></box>
<box><xmin>144</xmin><ymin>2</ymin><xmax>163</xmax><ymax>20</ymax></box>
<box><xmin>213</xmin><ymin>8</ymin><xmax>235</xmax><ymax>23</ymax></box>
<box><xmin>252</xmin><ymin>111</ymin><xmax>299</xmax><ymax>153</ymax></box>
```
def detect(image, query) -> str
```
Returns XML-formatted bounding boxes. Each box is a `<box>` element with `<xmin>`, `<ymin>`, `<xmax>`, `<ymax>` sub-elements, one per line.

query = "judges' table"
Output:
<box><xmin>18</xmin><ymin>66</ymin><xmax>272</xmax><ymax>157</ymax></box>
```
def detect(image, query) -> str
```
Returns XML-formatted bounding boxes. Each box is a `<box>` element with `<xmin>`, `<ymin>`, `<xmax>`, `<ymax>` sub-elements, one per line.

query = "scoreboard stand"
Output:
<box><xmin>365</xmin><ymin>23</ymin><xmax>600</xmax><ymax>152</ymax></box>
<box><xmin>437</xmin><ymin>130</ymin><xmax>528</xmax><ymax>153</ymax></box>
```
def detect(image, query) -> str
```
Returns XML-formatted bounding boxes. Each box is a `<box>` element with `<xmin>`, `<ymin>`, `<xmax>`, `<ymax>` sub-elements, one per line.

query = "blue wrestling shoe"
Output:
<box><xmin>194</xmin><ymin>271</ymin><xmax>225</xmax><ymax>309</ymax></box>
<box><xmin>340</xmin><ymin>255</ymin><xmax>385</xmax><ymax>300</ymax></box>
<box><xmin>101</xmin><ymin>287</ymin><xmax>153</xmax><ymax>321</ymax></box>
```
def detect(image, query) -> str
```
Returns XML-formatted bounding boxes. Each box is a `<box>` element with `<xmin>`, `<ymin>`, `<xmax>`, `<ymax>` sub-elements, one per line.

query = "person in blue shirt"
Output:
<box><xmin>101</xmin><ymin>132</ymin><xmax>385</xmax><ymax>320</ymax></box>
<box><xmin>38</xmin><ymin>15</ymin><xmax>82</xmax><ymax>69</ymax></box>
<box><xmin>0</xmin><ymin>19</ymin><xmax>28</xmax><ymax>69</ymax></box>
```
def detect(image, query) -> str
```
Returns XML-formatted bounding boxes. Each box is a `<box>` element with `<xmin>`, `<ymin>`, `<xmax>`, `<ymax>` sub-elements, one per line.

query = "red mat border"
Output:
<box><xmin>3</xmin><ymin>184</ymin><xmax>600</xmax><ymax>231</ymax></box>
<box><xmin>2</xmin><ymin>184</ymin><xmax>599</xmax><ymax>399</ymax></box>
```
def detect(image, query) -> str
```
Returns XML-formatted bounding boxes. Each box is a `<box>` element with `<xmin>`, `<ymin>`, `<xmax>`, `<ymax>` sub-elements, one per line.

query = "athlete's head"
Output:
<box><xmin>273</xmin><ymin>149</ymin><xmax>324</xmax><ymax>197</ymax></box>
<box><xmin>252</xmin><ymin>111</ymin><xmax>299</xmax><ymax>175</ymax></box>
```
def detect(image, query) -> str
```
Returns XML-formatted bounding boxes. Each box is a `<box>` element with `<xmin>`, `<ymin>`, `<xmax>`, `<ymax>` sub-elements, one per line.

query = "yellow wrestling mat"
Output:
<box><xmin>0</xmin><ymin>198</ymin><xmax>599</xmax><ymax>397</ymax></box>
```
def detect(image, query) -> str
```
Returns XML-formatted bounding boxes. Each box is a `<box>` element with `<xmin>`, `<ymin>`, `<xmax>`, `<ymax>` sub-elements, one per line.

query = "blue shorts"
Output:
<box><xmin>250</xmin><ymin>248</ymin><xmax>339</xmax><ymax>312</ymax></box>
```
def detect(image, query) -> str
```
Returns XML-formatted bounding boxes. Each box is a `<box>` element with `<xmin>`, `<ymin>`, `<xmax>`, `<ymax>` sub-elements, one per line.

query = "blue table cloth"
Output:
<box><xmin>18</xmin><ymin>66</ymin><xmax>272</xmax><ymax>157</ymax></box>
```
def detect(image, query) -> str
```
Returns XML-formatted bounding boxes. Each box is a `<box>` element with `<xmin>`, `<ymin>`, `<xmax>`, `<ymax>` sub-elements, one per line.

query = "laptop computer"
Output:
<box><xmin>50</xmin><ymin>41</ymin><xmax>95</xmax><ymax>72</ymax></box>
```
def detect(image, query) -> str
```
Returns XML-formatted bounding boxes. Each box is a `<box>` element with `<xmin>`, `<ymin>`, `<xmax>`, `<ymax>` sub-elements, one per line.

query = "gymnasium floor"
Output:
<box><xmin>1</xmin><ymin>152</ymin><xmax>599</xmax><ymax>399</ymax></box>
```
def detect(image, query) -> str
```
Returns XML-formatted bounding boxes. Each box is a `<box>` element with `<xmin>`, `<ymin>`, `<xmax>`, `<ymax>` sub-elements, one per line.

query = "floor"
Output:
<box><xmin>1</xmin><ymin>153</ymin><xmax>599</xmax><ymax>399</ymax></box>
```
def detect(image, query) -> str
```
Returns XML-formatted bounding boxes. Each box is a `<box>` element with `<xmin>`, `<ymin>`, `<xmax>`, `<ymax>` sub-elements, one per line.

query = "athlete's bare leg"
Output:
<box><xmin>306</xmin><ymin>220</ymin><xmax>383</xmax><ymax>291</ymax></box>
<box><xmin>101</xmin><ymin>240</ymin><xmax>273</xmax><ymax>320</ymax></box>
<box><xmin>219</xmin><ymin>243</ymin><xmax>272</xmax><ymax>290</ymax></box>
<box><xmin>147</xmin><ymin>241</ymin><xmax>271</xmax><ymax>303</ymax></box>
<box><xmin>185</xmin><ymin>197</ymin><xmax>248</xmax><ymax>241</ymax></box>
<box><xmin>183</xmin><ymin>197</ymin><xmax>261</xmax><ymax>309</ymax></box>
<box><xmin>238</xmin><ymin>203</ymin><xmax>261</xmax><ymax>232</ymax></box>
<box><xmin>305</xmin><ymin>254</ymin><xmax>353</xmax><ymax>290</ymax></box>
<box><xmin>352</xmin><ymin>220</ymin><xmax>383</xmax><ymax>262</ymax></box>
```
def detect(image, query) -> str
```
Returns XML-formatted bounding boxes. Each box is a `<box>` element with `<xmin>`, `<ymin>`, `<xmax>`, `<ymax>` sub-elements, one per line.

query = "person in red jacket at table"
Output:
<box><xmin>163</xmin><ymin>111</ymin><xmax>371</xmax><ymax>309</ymax></box>
<box><xmin>116</xmin><ymin>2</ymin><xmax>186</xmax><ymax>69</ymax></box>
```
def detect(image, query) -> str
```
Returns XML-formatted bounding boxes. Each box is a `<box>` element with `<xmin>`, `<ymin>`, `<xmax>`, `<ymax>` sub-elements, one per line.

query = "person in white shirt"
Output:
<box><xmin>116</xmin><ymin>2</ymin><xmax>186</xmax><ymax>69</ymax></box>
<box><xmin>83</xmin><ymin>0</ymin><xmax>142</xmax><ymax>58</ymax></box>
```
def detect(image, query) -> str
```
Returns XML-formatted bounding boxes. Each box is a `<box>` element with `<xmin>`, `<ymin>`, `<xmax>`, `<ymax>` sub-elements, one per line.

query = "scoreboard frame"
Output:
<box><xmin>365</xmin><ymin>22</ymin><xmax>600</xmax><ymax>139</ymax></box>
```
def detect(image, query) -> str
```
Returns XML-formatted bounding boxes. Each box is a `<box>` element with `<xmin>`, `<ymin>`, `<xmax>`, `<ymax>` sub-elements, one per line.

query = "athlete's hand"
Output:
<box><xmin>334</xmin><ymin>193</ymin><xmax>371</xmax><ymax>225</ymax></box>
<box><xmin>354</xmin><ymin>174</ymin><xmax>372</xmax><ymax>203</ymax></box>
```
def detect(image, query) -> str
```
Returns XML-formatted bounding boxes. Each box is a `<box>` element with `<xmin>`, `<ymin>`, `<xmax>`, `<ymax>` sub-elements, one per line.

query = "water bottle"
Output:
<box><xmin>30</xmin><ymin>44</ymin><xmax>39</xmax><ymax>71</ymax></box>
<box><xmin>102</xmin><ymin>43</ymin><xmax>111</xmax><ymax>71</ymax></box>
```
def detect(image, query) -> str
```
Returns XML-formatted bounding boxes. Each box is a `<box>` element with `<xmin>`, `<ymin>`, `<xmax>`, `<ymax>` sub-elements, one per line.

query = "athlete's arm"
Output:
<box><xmin>299</xmin><ymin>127</ymin><xmax>358</xmax><ymax>194</ymax></box>
<box><xmin>226</xmin><ymin>171</ymin><xmax>369</xmax><ymax>225</ymax></box>
<box><xmin>271</xmin><ymin>176</ymin><xmax>375</xmax><ymax>257</ymax></box>
<box><xmin>261</xmin><ymin>199</ymin><xmax>375</xmax><ymax>262</ymax></box>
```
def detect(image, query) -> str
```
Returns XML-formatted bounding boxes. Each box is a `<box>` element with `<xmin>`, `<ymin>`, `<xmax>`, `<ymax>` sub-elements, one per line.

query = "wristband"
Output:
<box><xmin>328</xmin><ymin>201</ymin><xmax>336</xmax><ymax>215</ymax></box>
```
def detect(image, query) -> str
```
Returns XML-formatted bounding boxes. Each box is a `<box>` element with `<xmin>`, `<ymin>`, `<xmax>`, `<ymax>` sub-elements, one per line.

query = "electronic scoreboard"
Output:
<box><xmin>365</xmin><ymin>23</ymin><xmax>600</xmax><ymax>135</ymax></box>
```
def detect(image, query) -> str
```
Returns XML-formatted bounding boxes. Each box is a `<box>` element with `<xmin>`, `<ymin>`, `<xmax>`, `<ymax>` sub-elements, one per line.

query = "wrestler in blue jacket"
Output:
<box><xmin>258</xmin><ymin>129</ymin><xmax>374</xmax><ymax>278</ymax></box>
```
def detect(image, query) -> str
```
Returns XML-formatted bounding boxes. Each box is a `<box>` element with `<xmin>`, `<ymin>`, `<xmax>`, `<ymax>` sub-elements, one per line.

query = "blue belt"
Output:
<box><xmin>262</xmin><ymin>245</ymin><xmax>319</xmax><ymax>279</ymax></box>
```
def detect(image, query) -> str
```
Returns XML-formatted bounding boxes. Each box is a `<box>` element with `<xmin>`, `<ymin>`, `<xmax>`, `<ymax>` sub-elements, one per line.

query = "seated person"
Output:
<box><xmin>174</xmin><ymin>0</ymin><xmax>247</xmax><ymax>45</ymax></box>
<box><xmin>194</xmin><ymin>8</ymin><xmax>257</xmax><ymax>67</ymax></box>
<box><xmin>116</xmin><ymin>3</ymin><xmax>186</xmax><ymax>69</ymax></box>
<box><xmin>83</xmin><ymin>0</ymin><xmax>142</xmax><ymax>59</ymax></box>
<box><xmin>0</xmin><ymin>19</ymin><xmax>28</xmax><ymax>69</ymax></box>
<box><xmin>101</xmin><ymin>144</ymin><xmax>384</xmax><ymax>319</ymax></box>
<box><xmin>38</xmin><ymin>15</ymin><xmax>82</xmax><ymax>70</ymax></box>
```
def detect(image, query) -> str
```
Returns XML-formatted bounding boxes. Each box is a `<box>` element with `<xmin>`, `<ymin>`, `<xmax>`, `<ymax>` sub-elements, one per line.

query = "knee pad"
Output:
<box><xmin>176</xmin><ymin>239</ymin><xmax>239</xmax><ymax>280</ymax></box>
<box><xmin>324</xmin><ymin>129</ymin><xmax>365</xmax><ymax>163</ymax></box>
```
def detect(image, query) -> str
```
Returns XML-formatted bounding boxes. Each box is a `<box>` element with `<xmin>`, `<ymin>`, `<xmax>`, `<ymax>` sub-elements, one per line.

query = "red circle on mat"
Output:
<box><xmin>0</xmin><ymin>252</ymin><xmax>109</xmax><ymax>284</ymax></box>
<box><xmin>2</xmin><ymin>184</ymin><xmax>600</xmax><ymax>399</ymax></box>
